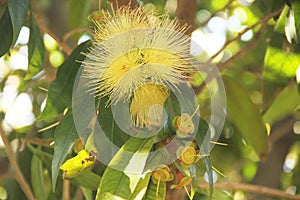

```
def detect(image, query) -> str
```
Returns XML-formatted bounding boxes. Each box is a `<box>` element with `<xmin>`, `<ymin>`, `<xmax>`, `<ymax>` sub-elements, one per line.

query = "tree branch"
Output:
<box><xmin>211</xmin><ymin>7</ymin><xmax>283</xmax><ymax>60</ymax></box>
<box><xmin>62</xmin><ymin>179</ymin><xmax>70</xmax><ymax>200</ymax></box>
<box><xmin>199</xmin><ymin>182</ymin><xmax>300</xmax><ymax>200</ymax></box>
<box><xmin>0</xmin><ymin>126</ymin><xmax>35</xmax><ymax>200</ymax></box>
<box><xmin>62</xmin><ymin>27</ymin><xmax>92</xmax><ymax>44</ymax></box>
<box><xmin>175</xmin><ymin>0</ymin><xmax>197</xmax><ymax>34</ymax></box>
<box><xmin>194</xmin><ymin>7</ymin><xmax>284</xmax><ymax>95</ymax></box>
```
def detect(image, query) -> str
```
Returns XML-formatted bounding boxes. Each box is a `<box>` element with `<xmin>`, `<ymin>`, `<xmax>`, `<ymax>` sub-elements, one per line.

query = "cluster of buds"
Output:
<box><xmin>176</xmin><ymin>142</ymin><xmax>199</xmax><ymax>168</ymax></box>
<box><xmin>173</xmin><ymin>113</ymin><xmax>195</xmax><ymax>138</ymax></box>
<box><xmin>151</xmin><ymin>165</ymin><xmax>174</xmax><ymax>184</ymax></box>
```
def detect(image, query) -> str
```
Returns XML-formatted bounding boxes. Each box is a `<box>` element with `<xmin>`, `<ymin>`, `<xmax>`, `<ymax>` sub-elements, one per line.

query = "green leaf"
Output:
<box><xmin>8</xmin><ymin>0</ymin><xmax>30</xmax><ymax>44</ymax></box>
<box><xmin>38</xmin><ymin>41</ymin><xmax>91</xmax><ymax>121</ymax></box>
<box><xmin>203</xmin><ymin>156</ymin><xmax>213</xmax><ymax>198</ymax></box>
<box><xmin>67</xmin><ymin>0</ymin><xmax>90</xmax><ymax>30</ymax></box>
<box><xmin>292</xmin><ymin>0</ymin><xmax>300</xmax><ymax>41</ymax></box>
<box><xmin>81</xmin><ymin>187</ymin><xmax>93</xmax><ymax>200</ymax></box>
<box><xmin>0</xmin><ymin>8</ymin><xmax>13</xmax><ymax>57</ymax></box>
<box><xmin>143</xmin><ymin>179</ymin><xmax>166</xmax><ymax>200</ymax></box>
<box><xmin>31</xmin><ymin>155</ymin><xmax>47</xmax><ymax>200</ymax></box>
<box><xmin>97</xmin><ymin>98</ymin><xmax>130</xmax><ymax>148</ymax></box>
<box><xmin>129</xmin><ymin>173</ymin><xmax>151</xmax><ymax>200</ymax></box>
<box><xmin>69</xmin><ymin>171</ymin><xmax>100</xmax><ymax>190</ymax></box>
<box><xmin>25</xmin><ymin>12</ymin><xmax>46</xmax><ymax>80</ymax></box>
<box><xmin>263</xmin><ymin>46</ymin><xmax>300</xmax><ymax>104</ymax></box>
<box><xmin>274</xmin><ymin>5</ymin><xmax>289</xmax><ymax>34</ymax></box>
<box><xmin>223</xmin><ymin>75</ymin><xmax>269</xmax><ymax>158</ymax></box>
<box><xmin>96</xmin><ymin>137</ymin><xmax>154</xmax><ymax>199</ymax></box>
<box><xmin>263</xmin><ymin>84</ymin><xmax>300</xmax><ymax>123</ymax></box>
<box><xmin>194</xmin><ymin>118</ymin><xmax>209</xmax><ymax>154</ymax></box>
<box><xmin>27</xmin><ymin>144</ymin><xmax>53</xmax><ymax>169</ymax></box>
<box><xmin>51</xmin><ymin>111</ymin><xmax>78</xmax><ymax>191</ymax></box>
<box><xmin>96</xmin><ymin>168</ymin><xmax>131</xmax><ymax>200</ymax></box>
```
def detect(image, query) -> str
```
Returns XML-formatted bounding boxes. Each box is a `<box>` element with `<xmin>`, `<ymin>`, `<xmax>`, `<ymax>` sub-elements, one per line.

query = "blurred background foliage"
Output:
<box><xmin>0</xmin><ymin>0</ymin><xmax>300</xmax><ymax>199</ymax></box>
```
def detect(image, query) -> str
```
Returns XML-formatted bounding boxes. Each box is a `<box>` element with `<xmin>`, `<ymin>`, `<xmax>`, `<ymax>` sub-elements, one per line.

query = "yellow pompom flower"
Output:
<box><xmin>82</xmin><ymin>5</ymin><xmax>194</xmax><ymax>127</ymax></box>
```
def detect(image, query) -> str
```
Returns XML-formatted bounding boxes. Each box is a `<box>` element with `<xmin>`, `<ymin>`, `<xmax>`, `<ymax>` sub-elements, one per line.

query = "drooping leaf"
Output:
<box><xmin>25</xmin><ymin>12</ymin><xmax>46</xmax><ymax>80</ymax></box>
<box><xmin>38</xmin><ymin>41</ymin><xmax>91</xmax><ymax>121</ymax></box>
<box><xmin>129</xmin><ymin>173</ymin><xmax>151</xmax><ymax>200</ymax></box>
<box><xmin>143</xmin><ymin>179</ymin><xmax>166</xmax><ymax>200</ymax></box>
<box><xmin>31</xmin><ymin>155</ymin><xmax>47</xmax><ymax>200</ymax></box>
<box><xmin>263</xmin><ymin>46</ymin><xmax>300</xmax><ymax>104</ymax></box>
<box><xmin>194</xmin><ymin>118</ymin><xmax>210</xmax><ymax>154</ymax></box>
<box><xmin>263</xmin><ymin>84</ymin><xmax>300</xmax><ymax>123</ymax></box>
<box><xmin>203</xmin><ymin>156</ymin><xmax>213</xmax><ymax>198</ymax></box>
<box><xmin>51</xmin><ymin>111</ymin><xmax>78</xmax><ymax>191</ymax></box>
<box><xmin>223</xmin><ymin>75</ymin><xmax>269</xmax><ymax>158</ymax></box>
<box><xmin>96</xmin><ymin>137</ymin><xmax>154</xmax><ymax>199</ymax></box>
<box><xmin>7</xmin><ymin>0</ymin><xmax>30</xmax><ymax>44</ymax></box>
<box><xmin>0</xmin><ymin>8</ymin><xmax>13</xmax><ymax>57</ymax></box>
<box><xmin>69</xmin><ymin>171</ymin><xmax>100</xmax><ymax>190</ymax></box>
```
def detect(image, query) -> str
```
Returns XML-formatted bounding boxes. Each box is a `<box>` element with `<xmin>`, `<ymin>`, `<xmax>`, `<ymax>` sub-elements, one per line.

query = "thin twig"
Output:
<box><xmin>62</xmin><ymin>179</ymin><xmax>70</xmax><ymax>200</ymax></box>
<box><xmin>0</xmin><ymin>127</ymin><xmax>36</xmax><ymax>200</ymax></box>
<box><xmin>62</xmin><ymin>27</ymin><xmax>92</xmax><ymax>44</ymax></box>
<box><xmin>194</xmin><ymin>7</ymin><xmax>284</xmax><ymax>95</ymax></box>
<box><xmin>218</xmin><ymin>17</ymin><xmax>267</xmax><ymax>71</ymax></box>
<box><xmin>33</xmin><ymin>13</ymin><xmax>72</xmax><ymax>55</ymax></box>
<box><xmin>199</xmin><ymin>182</ymin><xmax>300</xmax><ymax>200</ymax></box>
<box><xmin>211</xmin><ymin>7</ymin><xmax>283</xmax><ymax>60</ymax></box>
<box><xmin>21</xmin><ymin>137</ymin><xmax>54</xmax><ymax>148</ymax></box>
<box><xmin>0</xmin><ymin>173</ymin><xmax>15</xmax><ymax>180</ymax></box>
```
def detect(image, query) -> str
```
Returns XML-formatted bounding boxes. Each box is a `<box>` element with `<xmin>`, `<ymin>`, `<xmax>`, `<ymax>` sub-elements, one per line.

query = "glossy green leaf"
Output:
<box><xmin>38</xmin><ymin>41</ymin><xmax>90</xmax><ymax>121</ymax></box>
<box><xmin>274</xmin><ymin>5</ymin><xmax>289</xmax><ymax>34</ymax></box>
<box><xmin>129</xmin><ymin>173</ymin><xmax>151</xmax><ymax>200</ymax></box>
<box><xmin>96</xmin><ymin>168</ymin><xmax>131</xmax><ymax>200</ymax></box>
<box><xmin>223</xmin><ymin>75</ymin><xmax>269</xmax><ymax>158</ymax></box>
<box><xmin>51</xmin><ymin>111</ymin><xmax>78</xmax><ymax>191</ymax></box>
<box><xmin>8</xmin><ymin>0</ymin><xmax>29</xmax><ymax>44</ymax></box>
<box><xmin>96</xmin><ymin>137</ymin><xmax>154</xmax><ymax>199</ymax></box>
<box><xmin>143</xmin><ymin>179</ymin><xmax>166</xmax><ymax>200</ymax></box>
<box><xmin>194</xmin><ymin>118</ymin><xmax>209</xmax><ymax>154</ymax></box>
<box><xmin>203</xmin><ymin>156</ymin><xmax>213</xmax><ymax>197</ymax></box>
<box><xmin>292</xmin><ymin>0</ymin><xmax>300</xmax><ymax>41</ymax></box>
<box><xmin>81</xmin><ymin>187</ymin><xmax>93</xmax><ymax>200</ymax></box>
<box><xmin>96</xmin><ymin>98</ymin><xmax>130</xmax><ymax>149</ymax></box>
<box><xmin>0</xmin><ymin>8</ymin><xmax>13</xmax><ymax>57</ymax></box>
<box><xmin>31</xmin><ymin>155</ymin><xmax>47</xmax><ymax>200</ymax></box>
<box><xmin>69</xmin><ymin>171</ymin><xmax>100</xmax><ymax>190</ymax></box>
<box><xmin>263</xmin><ymin>46</ymin><xmax>300</xmax><ymax>104</ymax></box>
<box><xmin>263</xmin><ymin>84</ymin><xmax>300</xmax><ymax>123</ymax></box>
<box><xmin>25</xmin><ymin>12</ymin><xmax>46</xmax><ymax>80</ymax></box>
